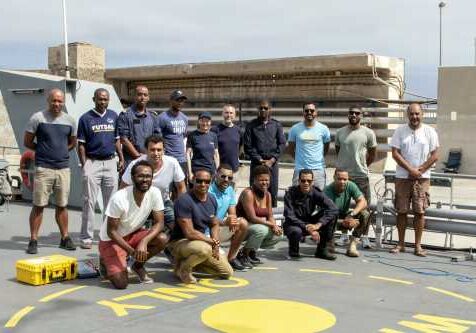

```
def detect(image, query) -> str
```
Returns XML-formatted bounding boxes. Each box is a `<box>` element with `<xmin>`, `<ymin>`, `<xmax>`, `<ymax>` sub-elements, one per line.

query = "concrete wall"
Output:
<box><xmin>0</xmin><ymin>92</ymin><xmax>19</xmax><ymax>150</ymax></box>
<box><xmin>437</xmin><ymin>66</ymin><xmax>476</xmax><ymax>174</ymax></box>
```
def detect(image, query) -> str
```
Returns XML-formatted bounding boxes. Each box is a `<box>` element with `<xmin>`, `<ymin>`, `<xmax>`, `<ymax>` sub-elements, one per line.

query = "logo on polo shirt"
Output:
<box><xmin>107</xmin><ymin>118</ymin><xmax>114</xmax><ymax>124</ymax></box>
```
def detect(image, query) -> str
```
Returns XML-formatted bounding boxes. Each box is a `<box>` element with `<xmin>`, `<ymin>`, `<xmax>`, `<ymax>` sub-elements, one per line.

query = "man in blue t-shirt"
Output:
<box><xmin>167</xmin><ymin>169</ymin><xmax>233</xmax><ymax>284</ymax></box>
<box><xmin>186</xmin><ymin>112</ymin><xmax>219</xmax><ymax>182</ymax></box>
<box><xmin>211</xmin><ymin>104</ymin><xmax>243</xmax><ymax>173</ymax></box>
<box><xmin>117</xmin><ymin>85</ymin><xmax>161</xmax><ymax>166</ymax></box>
<box><xmin>208</xmin><ymin>164</ymin><xmax>249</xmax><ymax>271</ymax></box>
<box><xmin>288</xmin><ymin>102</ymin><xmax>331</xmax><ymax>190</ymax></box>
<box><xmin>157</xmin><ymin>90</ymin><xmax>189</xmax><ymax>176</ymax></box>
<box><xmin>24</xmin><ymin>89</ymin><xmax>77</xmax><ymax>254</ymax></box>
<box><xmin>77</xmin><ymin>88</ymin><xmax>124</xmax><ymax>249</ymax></box>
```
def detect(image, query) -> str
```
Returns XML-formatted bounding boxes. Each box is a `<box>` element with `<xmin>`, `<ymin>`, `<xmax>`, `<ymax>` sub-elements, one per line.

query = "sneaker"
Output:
<box><xmin>288</xmin><ymin>252</ymin><xmax>302</xmax><ymax>260</ymax></box>
<box><xmin>237</xmin><ymin>250</ymin><xmax>253</xmax><ymax>269</ymax></box>
<box><xmin>131</xmin><ymin>262</ymin><xmax>154</xmax><ymax>284</ymax></box>
<box><xmin>80</xmin><ymin>239</ymin><xmax>92</xmax><ymax>250</ymax></box>
<box><xmin>248</xmin><ymin>250</ymin><xmax>262</xmax><ymax>265</ymax></box>
<box><xmin>229</xmin><ymin>258</ymin><xmax>246</xmax><ymax>271</ymax></box>
<box><xmin>361</xmin><ymin>236</ymin><xmax>372</xmax><ymax>249</ymax></box>
<box><xmin>59</xmin><ymin>236</ymin><xmax>76</xmax><ymax>251</ymax></box>
<box><xmin>315</xmin><ymin>248</ymin><xmax>337</xmax><ymax>261</ymax></box>
<box><xmin>346</xmin><ymin>238</ymin><xmax>360</xmax><ymax>257</ymax></box>
<box><xmin>26</xmin><ymin>239</ymin><xmax>38</xmax><ymax>254</ymax></box>
<box><xmin>178</xmin><ymin>267</ymin><xmax>197</xmax><ymax>284</ymax></box>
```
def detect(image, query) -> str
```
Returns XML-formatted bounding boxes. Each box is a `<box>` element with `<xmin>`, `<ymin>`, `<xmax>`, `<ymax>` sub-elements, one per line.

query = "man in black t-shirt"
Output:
<box><xmin>167</xmin><ymin>169</ymin><xmax>233</xmax><ymax>284</ymax></box>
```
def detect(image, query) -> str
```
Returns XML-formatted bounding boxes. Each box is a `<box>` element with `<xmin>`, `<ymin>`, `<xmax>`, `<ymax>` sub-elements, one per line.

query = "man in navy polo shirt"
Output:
<box><xmin>24</xmin><ymin>89</ymin><xmax>77</xmax><ymax>254</ymax></box>
<box><xmin>77</xmin><ymin>88</ymin><xmax>124</xmax><ymax>249</ymax></box>
<box><xmin>211</xmin><ymin>104</ymin><xmax>243</xmax><ymax>174</ymax></box>
<box><xmin>157</xmin><ymin>90</ymin><xmax>189</xmax><ymax>176</ymax></box>
<box><xmin>117</xmin><ymin>85</ymin><xmax>161</xmax><ymax>166</ymax></box>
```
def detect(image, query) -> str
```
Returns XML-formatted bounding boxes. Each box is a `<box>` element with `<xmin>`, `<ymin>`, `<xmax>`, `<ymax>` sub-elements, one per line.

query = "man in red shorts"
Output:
<box><xmin>390</xmin><ymin>103</ymin><xmax>439</xmax><ymax>257</ymax></box>
<box><xmin>99</xmin><ymin>160</ymin><xmax>167</xmax><ymax>289</ymax></box>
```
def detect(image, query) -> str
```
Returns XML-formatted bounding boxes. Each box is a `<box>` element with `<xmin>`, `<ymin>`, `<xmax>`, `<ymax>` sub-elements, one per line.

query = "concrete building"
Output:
<box><xmin>437</xmin><ymin>67</ymin><xmax>476</xmax><ymax>174</ymax></box>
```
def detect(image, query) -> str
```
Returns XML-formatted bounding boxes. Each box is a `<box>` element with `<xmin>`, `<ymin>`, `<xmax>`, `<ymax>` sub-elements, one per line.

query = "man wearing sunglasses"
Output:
<box><xmin>244</xmin><ymin>100</ymin><xmax>286</xmax><ymax>207</ymax></box>
<box><xmin>167</xmin><ymin>169</ymin><xmax>233</xmax><ymax>284</ymax></box>
<box><xmin>288</xmin><ymin>102</ymin><xmax>331</xmax><ymax>190</ymax></box>
<box><xmin>335</xmin><ymin>106</ymin><xmax>377</xmax><ymax>248</ymax></box>
<box><xmin>208</xmin><ymin>164</ymin><xmax>249</xmax><ymax>271</ymax></box>
<box><xmin>283</xmin><ymin>169</ymin><xmax>339</xmax><ymax>260</ymax></box>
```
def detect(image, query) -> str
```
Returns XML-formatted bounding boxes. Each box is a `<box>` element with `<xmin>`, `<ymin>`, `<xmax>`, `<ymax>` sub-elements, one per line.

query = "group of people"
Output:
<box><xmin>23</xmin><ymin>85</ymin><xmax>439</xmax><ymax>289</ymax></box>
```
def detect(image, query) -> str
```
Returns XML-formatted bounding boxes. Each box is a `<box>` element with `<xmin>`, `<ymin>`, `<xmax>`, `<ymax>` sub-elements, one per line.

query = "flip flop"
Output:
<box><xmin>414</xmin><ymin>248</ymin><xmax>427</xmax><ymax>257</ymax></box>
<box><xmin>389</xmin><ymin>245</ymin><xmax>405</xmax><ymax>254</ymax></box>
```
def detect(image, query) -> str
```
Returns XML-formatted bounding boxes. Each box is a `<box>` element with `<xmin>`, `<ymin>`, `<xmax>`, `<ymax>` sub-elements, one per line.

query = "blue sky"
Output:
<box><xmin>1</xmin><ymin>0</ymin><xmax>475</xmax><ymax>99</ymax></box>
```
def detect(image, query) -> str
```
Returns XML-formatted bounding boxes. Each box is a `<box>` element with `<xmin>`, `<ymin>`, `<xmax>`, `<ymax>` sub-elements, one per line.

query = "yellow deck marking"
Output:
<box><xmin>4</xmin><ymin>306</ymin><xmax>35</xmax><ymax>328</ymax></box>
<box><xmin>202</xmin><ymin>299</ymin><xmax>335</xmax><ymax>333</ymax></box>
<box><xmin>426</xmin><ymin>287</ymin><xmax>475</xmax><ymax>303</ymax></box>
<box><xmin>253</xmin><ymin>267</ymin><xmax>278</xmax><ymax>270</ymax></box>
<box><xmin>97</xmin><ymin>300</ymin><xmax>155</xmax><ymax>317</ymax></box>
<box><xmin>39</xmin><ymin>286</ymin><xmax>87</xmax><ymax>303</ymax></box>
<box><xmin>368</xmin><ymin>275</ymin><xmax>414</xmax><ymax>285</ymax></box>
<box><xmin>199</xmin><ymin>276</ymin><xmax>249</xmax><ymax>288</ymax></box>
<box><xmin>300</xmin><ymin>269</ymin><xmax>352</xmax><ymax>276</ymax></box>
<box><xmin>379</xmin><ymin>329</ymin><xmax>404</xmax><ymax>333</ymax></box>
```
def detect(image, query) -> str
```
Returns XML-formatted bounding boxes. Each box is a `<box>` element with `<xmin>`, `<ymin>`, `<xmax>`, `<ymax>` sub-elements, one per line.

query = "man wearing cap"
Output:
<box><xmin>77</xmin><ymin>88</ymin><xmax>124</xmax><ymax>249</ymax></box>
<box><xmin>186</xmin><ymin>112</ymin><xmax>219</xmax><ymax>182</ymax></box>
<box><xmin>117</xmin><ymin>85</ymin><xmax>161</xmax><ymax>167</ymax></box>
<box><xmin>244</xmin><ymin>100</ymin><xmax>286</xmax><ymax>207</ymax></box>
<box><xmin>157</xmin><ymin>90</ymin><xmax>189</xmax><ymax>176</ymax></box>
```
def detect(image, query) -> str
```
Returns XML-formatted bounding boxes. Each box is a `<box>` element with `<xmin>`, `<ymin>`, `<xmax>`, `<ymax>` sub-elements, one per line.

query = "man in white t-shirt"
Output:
<box><xmin>121</xmin><ymin>135</ymin><xmax>186</xmax><ymax>233</ymax></box>
<box><xmin>390</xmin><ymin>103</ymin><xmax>439</xmax><ymax>257</ymax></box>
<box><xmin>99</xmin><ymin>160</ymin><xmax>166</xmax><ymax>289</ymax></box>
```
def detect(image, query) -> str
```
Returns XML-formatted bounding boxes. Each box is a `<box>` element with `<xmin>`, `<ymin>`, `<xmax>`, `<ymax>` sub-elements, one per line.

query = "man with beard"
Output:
<box><xmin>335</xmin><ymin>106</ymin><xmax>377</xmax><ymax>248</ymax></box>
<box><xmin>287</xmin><ymin>102</ymin><xmax>330</xmax><ymax>190</ymax></box>
<box><xmin>244</xmin><ymin>100</ymin><xmax>286</xmax><ymax>207</ymax></box>
<box><xmin>168</xmin><ymin>169</ymin><xmax>233</xmax><ymax>284</ymax></box>
<box><xmin>99</xmin><ymin>160</ymin><xmax>167</xmax><ymax>289</ymax></box>
<box><xmin>117</xmin><ymin>85</ymin><xmax>161</xmax><ymax>166</ymax></box>
<box><xmin>157</xmin><ymin>90</ymin><xmax>189</xmax><ymax>176</ymax></box>
<box><xmin>283</xmin><ymin>169</ymin><xmax>339</xmax><ymax>260</ymax></box>
<box><xmin>390</xmin><ymin>103</ymin><xmax>439</xmax><ymax>257</ymax></box>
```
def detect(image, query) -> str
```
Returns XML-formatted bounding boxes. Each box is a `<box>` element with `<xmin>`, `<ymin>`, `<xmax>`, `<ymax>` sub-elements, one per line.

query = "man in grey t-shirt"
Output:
<box><xmin>335</xmin><ymin>106</ymin><xmax>377</xmax><ymax>248</ymax></box>
<box><xmin>24</xmin><ymin>89</ymin><xmax>77</xmax><ymax>254</ymax></box>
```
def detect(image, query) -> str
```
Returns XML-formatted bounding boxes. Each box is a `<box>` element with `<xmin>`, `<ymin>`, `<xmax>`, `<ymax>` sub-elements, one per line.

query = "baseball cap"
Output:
<box><xmin>198</xmin><ymin>112</ymin><xmax>212</xmax><ymax>119</ymax></box>
<box><xmin>170</xmin><ymin>90</ymin><xmax>187</xmax><ymax>101</ymax></box>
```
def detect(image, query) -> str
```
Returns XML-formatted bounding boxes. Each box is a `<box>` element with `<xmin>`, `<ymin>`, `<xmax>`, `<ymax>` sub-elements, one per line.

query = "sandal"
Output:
<box><xmin>132</xmin><ymin>262</ymin><xmax>154</xmax><ymax>284</ymax></box>
<box><xmin>414</xmin><ymin>248</ymin><xmax>427</xmax><ymax>257</ymax></box>
<box><xmin>389</xmin><ymin>245</ymin><xmax>405</xmax><ymax>254</ymax></box>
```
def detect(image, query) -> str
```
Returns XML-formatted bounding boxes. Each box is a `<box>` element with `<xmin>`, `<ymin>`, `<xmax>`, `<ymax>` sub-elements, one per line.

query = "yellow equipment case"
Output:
<box><xmin>16</xmin><ymin>254</ymin><xmax>78</xmax><ymax>286</ymax></box>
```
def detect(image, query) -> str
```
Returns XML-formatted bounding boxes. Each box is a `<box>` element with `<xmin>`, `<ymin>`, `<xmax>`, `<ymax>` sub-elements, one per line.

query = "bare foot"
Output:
<box><xmin>389</xmin><ymin>245</ymin><xmax>405</xmax><ymax>254</ymax></box>
<box><xmin>132</xmin><ymin>262</ymin><xmax>153</xmax><ymax>284</ymax></box>
<box><xmin>414</xmin><ymin>247</ymin><xmax>427</xmax><ymax>257</ymax></box>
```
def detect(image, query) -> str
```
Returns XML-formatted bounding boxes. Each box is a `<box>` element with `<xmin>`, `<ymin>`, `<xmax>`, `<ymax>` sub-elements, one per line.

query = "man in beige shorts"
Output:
<box><xmin>24</xmin><ymin>89</ymin><xmax>77</xmax><ymax>254</ymax></box>
<box><xmin>390</xmin><ymin>103</ymin><xmax>439</xmax><ymax>257</ymax></box>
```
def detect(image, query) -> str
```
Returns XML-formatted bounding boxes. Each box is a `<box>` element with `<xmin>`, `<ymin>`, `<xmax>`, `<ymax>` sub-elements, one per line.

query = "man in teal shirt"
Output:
<box><xmin>209</xmin><ymin>164</ymin><xmax>249</xmax><ymax>271</ymax></box>
<box><xmin>324</xmin><ymin>169</ymin><xmax>369</xmax><ymax>257</ymax></box>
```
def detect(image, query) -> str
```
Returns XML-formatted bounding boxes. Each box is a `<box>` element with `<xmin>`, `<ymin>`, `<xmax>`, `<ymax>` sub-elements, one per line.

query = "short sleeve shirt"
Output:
<box><xmin>211</xmin><ymin>124</ymin><xmax>242</xmax><ymax>172</ymax></box>
<box><xmin>288</xmin><ymin>121</ymin><xmax>331</xmax><ymax>170</ymax></box>
<box><xmin>187</xmin><ymin>130</ymin><xmax>218</xmax><ymax>173</ymax></box>
<box><xmin>390</xmin><ymin>124</ymin><xmax>439</xmax><ymax>179</ymax></box>
<box><xmin>77</xmin><ymin>109</ymin><xmax>118</xmax><ymax>158</ymax></box>
<box><xmin>324</xmin><ymin>181</ymin><xmax>362</xmax><ymax>215</ymax></box>
<box><xmin>171</xmin><ymin>192</ymin><xmax>217</xmax><ymax>240</ymax></box>
<box><xmin>99</xmin><ymin>186</ymin><xmax>164</xmax><ymax>241</ymax></box>
<box><xmin>157</xmin><ymin>110</ymin><xmax>188</xmax><ymax>163</ymax></box>
<box><xmin>122</xmin><ymin>155</ymin><xmax>185</xmax><ymax>202</ymax></box>
<box><xmin>25</xmin><ymin>110</ymin><xmax>77</xmax><ymax>169</ymax></box>
<box><xmin>208</xmin><ymin>181</ymin><xmax>237</xmax><ymax>221</ymax></box>
<box><xmin>335</xmin><ymin>125</ymin><xmax>377</xmax><ymax>178</ymax></box>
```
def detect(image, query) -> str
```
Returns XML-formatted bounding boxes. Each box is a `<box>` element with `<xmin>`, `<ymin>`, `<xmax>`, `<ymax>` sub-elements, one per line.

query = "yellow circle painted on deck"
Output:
<box><xmin>201</xmin><ymin>299</ymin><xmax>336</xmax><ymax>333</ymax></box>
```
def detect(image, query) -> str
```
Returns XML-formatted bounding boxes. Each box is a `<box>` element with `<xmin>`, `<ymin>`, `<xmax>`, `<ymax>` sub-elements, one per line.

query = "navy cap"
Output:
<box><xmin>198</xmin><ymin>112</ymin><xmax>212</xmax><ymax>119</ymax></box>
<box><xmin>170</xmin><ymin>90</ymin><xmax>187</xmax><ymax>101</ymax></box>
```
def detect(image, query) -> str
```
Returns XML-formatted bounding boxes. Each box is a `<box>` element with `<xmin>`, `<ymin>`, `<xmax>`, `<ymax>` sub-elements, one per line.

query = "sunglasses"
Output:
<box><xmin>258</xmin><ymin>106</ymin><xmax>269</xmax><ymax>111</ymax></box>
<box><xmin>304</xmin><ymin>109</ymin><xmax>316</xmax><ymax>113</ymax></box>
<box><xmin>195</xmin><ymin>178</ymin><xmax>211</xmax><ymax>185</ymax></box>
<box><xmin>299</xmin><ymin>179</ymin><xmax>313</xmax><ymax>184</ymax></box>
<box><xmin>349</xmin><ymin>111</ymin><xmax>361</xmax><ymax>116</ymax></box>
<box><xmin>219</xmin><ymin>174</ymin><xmax>234</xmax><ymax>181</ymax></box>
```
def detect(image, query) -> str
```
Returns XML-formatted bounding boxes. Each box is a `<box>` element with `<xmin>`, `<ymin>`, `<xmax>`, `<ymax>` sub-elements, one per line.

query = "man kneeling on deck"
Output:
<box><xmin>168</xmin><ymin>168</ymin><xmax>233</xmax><ymax>284</ymax></box>
<box><xmin>99</xmin><ymin>160</ymin><xmax>167</xmax><ymax>289</ymax></box>
<box><xmin>283</xmin><ymin>169</ymin><xmax>339</xmax><ymax>260</ymax></box>
<box><xmin>324</xmin><ymin>169</ymin><xmax>370</xmax><ymax>257</ymax></box>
